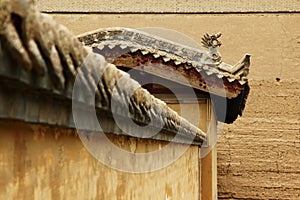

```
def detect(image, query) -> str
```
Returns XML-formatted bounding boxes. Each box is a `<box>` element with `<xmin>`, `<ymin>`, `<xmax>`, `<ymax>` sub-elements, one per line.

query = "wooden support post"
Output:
<box><xmin>201</xmin><ymin>101</ymin><xmax>218</xmax><ymax>200</ymax></box>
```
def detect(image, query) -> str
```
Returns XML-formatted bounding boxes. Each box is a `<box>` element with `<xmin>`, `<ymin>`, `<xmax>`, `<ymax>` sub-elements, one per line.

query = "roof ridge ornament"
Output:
<box><xmin>78</xmin><ymin>28</ymin><xmax>251</xmax><ymax>98</ymax></box>
<box><xmin>201</xmin><ymin>32</ymin><xmax>222</xmax><ymax>62</ymax></box>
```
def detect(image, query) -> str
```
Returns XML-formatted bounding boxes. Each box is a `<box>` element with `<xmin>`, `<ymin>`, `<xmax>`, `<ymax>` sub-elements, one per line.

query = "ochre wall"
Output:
<box><xmin>0</xmin><ymin>120</ymin><xmax>200</xmax><ymax>199</ymax></box>
<box><xmin>45</xmin><ymin>12</ymin><xmax>300</xmax><ymax>199</ymax></box>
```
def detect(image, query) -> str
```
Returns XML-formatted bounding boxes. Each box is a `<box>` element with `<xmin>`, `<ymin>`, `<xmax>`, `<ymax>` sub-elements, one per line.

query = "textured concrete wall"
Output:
<box><xmin>0</xmin><ymin>120</ymin><xmax>200</xmax><ymax>199</ymax></box>
<box><xmin>217</xmin><ymin>80</ymin><xmax>300</xmax><ymax>199</ymax></box>
<box><xmin>48</xmin><ymin>13</ymin><xmax>300</xmax><ymax>199</ymax></box>
<box><xmin>36</xmin><ymin>0</ymin><xmax>300</xmax><ymax>13</ymax></box>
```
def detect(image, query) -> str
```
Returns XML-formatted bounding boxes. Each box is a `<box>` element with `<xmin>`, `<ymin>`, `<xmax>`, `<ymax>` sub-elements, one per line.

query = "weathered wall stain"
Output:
<box><xmin>0</xmin><ymin>120</ymin><xmax>200</xmax><ymax>199</ymax></box>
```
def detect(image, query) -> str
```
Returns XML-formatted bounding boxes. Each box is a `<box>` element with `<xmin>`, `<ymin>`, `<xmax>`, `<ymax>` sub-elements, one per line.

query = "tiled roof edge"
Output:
<box><xmin>0</xmin><ymin>0</ymin><xmax>206</xmax><ymax>144</ymax></box>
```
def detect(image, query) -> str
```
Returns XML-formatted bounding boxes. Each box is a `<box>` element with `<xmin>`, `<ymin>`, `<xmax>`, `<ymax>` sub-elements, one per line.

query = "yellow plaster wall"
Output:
<box><xmin>0</xmin><ymin>120</ymin><xmax>200</xmax><ymax>199</ymax></box>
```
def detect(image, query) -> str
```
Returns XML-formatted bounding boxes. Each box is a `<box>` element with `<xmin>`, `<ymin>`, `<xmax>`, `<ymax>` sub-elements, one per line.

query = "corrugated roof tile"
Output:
<box><xmin>0</xmin><ymin>0</ymin><xmax>206</xmax><ymax>143</ymax></box>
